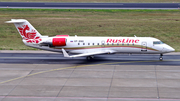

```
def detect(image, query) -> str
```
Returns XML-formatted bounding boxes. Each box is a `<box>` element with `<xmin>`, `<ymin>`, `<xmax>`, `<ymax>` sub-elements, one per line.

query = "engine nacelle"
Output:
<box><xmin>56</xmin><ymin>35</ymin><xmax>69</xmax><ymax>37</ymax></box>
<box><xmin>52</xmin><ymin>38</ymin><xmax>66</xmax><ymax>46</ymax></box>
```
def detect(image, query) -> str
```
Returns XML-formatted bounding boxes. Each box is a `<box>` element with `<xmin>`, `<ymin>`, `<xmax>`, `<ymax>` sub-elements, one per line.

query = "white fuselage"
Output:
<box><xmin>24</xmin><ymin>36</ymin><xmax>175</xmax><ymax>54</ymax></box>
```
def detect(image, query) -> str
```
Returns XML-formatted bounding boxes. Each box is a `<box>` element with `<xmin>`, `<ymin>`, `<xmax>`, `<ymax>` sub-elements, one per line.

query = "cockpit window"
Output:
<box><xmin>153</xmin><ymin>41</ymin><xmax>164</xmax><ymax>45</ymax></box>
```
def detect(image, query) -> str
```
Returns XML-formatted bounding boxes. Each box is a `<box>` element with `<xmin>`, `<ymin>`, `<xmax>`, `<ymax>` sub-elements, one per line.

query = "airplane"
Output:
<box><xmin>6</xmin><ymin>19</ymin><xmax>175</xmax><ymax>60</ymax></box>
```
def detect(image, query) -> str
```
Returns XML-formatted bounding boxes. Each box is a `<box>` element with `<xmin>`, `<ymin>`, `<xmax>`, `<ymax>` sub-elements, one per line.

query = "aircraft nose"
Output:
<box><xmin>168</xmin><ymin>47</ymin><xmax>175</xmax><ymax>52</ymax></box>
<box><xmin>163</xmin><ymin>44</ymin><xmax>175</xmax><ymax>52</ymax></box>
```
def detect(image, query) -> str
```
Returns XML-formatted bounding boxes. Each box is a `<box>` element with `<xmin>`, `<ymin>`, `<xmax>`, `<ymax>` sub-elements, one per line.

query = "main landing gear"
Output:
<box><xmin>86</xmin><ymin>56</ymin><xmax>94</xmax><ymax>61</ymax></box>
<box><xmin>159</xmin><ymin>54</ymin><xmax>163</xmax><ymax>61</ymax></box>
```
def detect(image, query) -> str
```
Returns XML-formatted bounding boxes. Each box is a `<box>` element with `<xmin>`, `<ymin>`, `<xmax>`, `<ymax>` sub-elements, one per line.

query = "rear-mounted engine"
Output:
<box><xmin>52</xmin><ymin>38</ymin><xmax>66</xmax><ymax>46</ymax></box>
<box><xmin>56</xmin><ymin>35</ymin><xmax>69</xmax><ymax>37</ymax></box>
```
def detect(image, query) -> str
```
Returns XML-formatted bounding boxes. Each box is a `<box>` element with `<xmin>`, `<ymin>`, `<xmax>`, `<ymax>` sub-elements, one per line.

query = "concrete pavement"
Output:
<box><xmin>0</xmin><ymin>51</ymin><xmax>180</xmax><ymax>101</ymax></box>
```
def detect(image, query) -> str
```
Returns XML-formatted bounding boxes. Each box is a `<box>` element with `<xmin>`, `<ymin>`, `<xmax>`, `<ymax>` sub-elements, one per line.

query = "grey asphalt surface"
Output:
<box><xmin>0</xmin><ymin>51</ymin><xmax>179</xmax><ymax>65</ymax></box>
<box><xmin>0</xmin><ymin>51</ymin><xmax>180</xmax><ymax>101</ymax></box>
<box><xmin>0</xmin><ymin>2</ymin><xmax>180</xmax><ymax>9</ymax></box>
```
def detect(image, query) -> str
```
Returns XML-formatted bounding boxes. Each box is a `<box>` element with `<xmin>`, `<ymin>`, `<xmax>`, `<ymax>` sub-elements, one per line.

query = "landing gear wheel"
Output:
<box><xmin>159</xmin><ymin>57</ymin><xmax>163</xmax><ymax>61</ymax></box>
<box><xmin>86</xmin><ymin>56</ymin><xmax>94</xmax><ymax>61</ymax></box>
<box><xmin>159</xmin><ymin>54</ymin><xmax>163</xmax><ymax>61</ymax></box>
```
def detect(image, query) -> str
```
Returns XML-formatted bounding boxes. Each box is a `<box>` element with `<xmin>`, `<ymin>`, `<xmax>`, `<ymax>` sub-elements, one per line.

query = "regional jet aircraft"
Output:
<box><xmin>6</xmin><ymin>19</ymin><xmax>175</xmax><ymax>60</ymax></box>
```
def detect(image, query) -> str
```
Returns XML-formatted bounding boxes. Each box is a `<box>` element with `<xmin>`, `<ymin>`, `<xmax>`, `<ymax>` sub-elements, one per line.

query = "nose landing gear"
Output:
<box><xmin>86</xmin><ymin>56</ymin><xmax>94</xmax><ymax>61</ymax></box>
<box><xmin>159</xmin><ymin>54</ymin><xmax>163</xmax><ymax>61</ymax></box>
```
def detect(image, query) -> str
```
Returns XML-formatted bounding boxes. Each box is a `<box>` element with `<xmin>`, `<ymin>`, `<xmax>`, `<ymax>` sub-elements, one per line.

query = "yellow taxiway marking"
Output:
<box><xmin>0</xmin><ymin>60</ymin><xmax>176</xmax><ymax>85</ymax></box>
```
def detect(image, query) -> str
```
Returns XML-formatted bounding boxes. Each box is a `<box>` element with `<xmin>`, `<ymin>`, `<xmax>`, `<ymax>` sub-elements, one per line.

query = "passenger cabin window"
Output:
<box><xmin>88</xmin><ymin>43</ymin><xmax>90</xmax><ymax>45</ymax></box>
<box><xmin>153</xmin><ymin>41</ymin><xmax>164</xmax><ymax>45</ymax></box>
<box><xmin>117</xmin><ymin>43</ymin><xmax>119</xmax><ymax>45</ymax></box>
<box><xmin>112</xmin><ymin>43</ymin><xmax>114</xmax><ymax>45</ymax></box>
<box><xmin>97</xmin><ymin>43</ymin><xmax>99</xmax><ymax>45</ymax></box>
<box><xmin>93</xmin><ymin>43</ymin><xmax>94</xmax><ymax>45</ymax></box>
<box><xmin>107</xmin><ymin>43</ymin><xmax>109</xmax><ymax>45</ymax></box>
<box><xmin>83</xmin><ymin>43</ymin><xmax>85</xmax><ymax>45</ymax></box>
<box><xmin>78</xmin><ymin>43</ymin><xmax>80</xmax><ymax>45</ymax></box>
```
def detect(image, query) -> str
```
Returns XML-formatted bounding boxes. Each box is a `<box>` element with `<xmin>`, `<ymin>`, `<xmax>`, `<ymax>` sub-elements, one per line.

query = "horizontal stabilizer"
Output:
<box><xmin>5</xmin><ymin>19</ymin><xmax>26</xmax><ymax>23</ymax></box>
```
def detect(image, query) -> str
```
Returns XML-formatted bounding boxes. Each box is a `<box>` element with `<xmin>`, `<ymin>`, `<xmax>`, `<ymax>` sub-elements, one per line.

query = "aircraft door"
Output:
<box><xmin>101</xmin><ymin>40</ymin><xmax>105</xmax><ymax>47</ymax></box>
<box><xmin>141</xmin><ymin>42</ymin><xmax>147</xmax><ymax>51</ymax></box>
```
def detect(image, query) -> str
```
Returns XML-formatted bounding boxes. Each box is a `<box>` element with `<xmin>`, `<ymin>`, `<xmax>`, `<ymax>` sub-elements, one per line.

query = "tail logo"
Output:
<box><xmin>17</xmin><ymin>25</ymin><xmax>41</xmax><ymax>44</ymax></box>
<box><xmin>18</xmin><ymin>25</ymin><xmax>38</xmax><ymax>39</ymax></box>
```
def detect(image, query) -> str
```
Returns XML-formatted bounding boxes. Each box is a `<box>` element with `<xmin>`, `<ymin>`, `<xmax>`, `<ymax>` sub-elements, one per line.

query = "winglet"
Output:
<box><xmin>62</xmin><ymin>48</ymin><xmax>70</xmax><ymax>58</ymax></box>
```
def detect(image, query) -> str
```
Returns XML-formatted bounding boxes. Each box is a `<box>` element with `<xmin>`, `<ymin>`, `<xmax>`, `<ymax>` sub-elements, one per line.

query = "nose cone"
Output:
<box><xmin>163</xmin><ymin>44</ymin><xmax>175</xmax><ymax>52</ymax></box>
<box><xmin>168</xmin><ymin>47</ymin><xmax>175</xmax><ymax>52</ymax></box>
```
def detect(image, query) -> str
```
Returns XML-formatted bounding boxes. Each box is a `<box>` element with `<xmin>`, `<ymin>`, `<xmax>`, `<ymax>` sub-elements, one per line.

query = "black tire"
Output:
<box><xmin>86</xmin><ymin>56</ymin><xmax>94</xmax><ymax>61</ymax></box>
<box><xmin>86</xmin><ymin>56</ymin><xmax>92</xmax><ymax>60</ymax></box>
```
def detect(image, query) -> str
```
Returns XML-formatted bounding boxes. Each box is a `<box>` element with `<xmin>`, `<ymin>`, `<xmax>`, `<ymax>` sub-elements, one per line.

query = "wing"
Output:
<box><xmin>62</xmin><ymin>48</ymin><xmax>114</xmax><ymax>58</ymax></box>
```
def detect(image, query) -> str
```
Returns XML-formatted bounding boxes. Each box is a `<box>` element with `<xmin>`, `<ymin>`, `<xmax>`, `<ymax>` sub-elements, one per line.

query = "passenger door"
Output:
<box><xmin>141</xmin><ymin>42</ymin><xmax>147</xmax><ymax>51</ymax></box>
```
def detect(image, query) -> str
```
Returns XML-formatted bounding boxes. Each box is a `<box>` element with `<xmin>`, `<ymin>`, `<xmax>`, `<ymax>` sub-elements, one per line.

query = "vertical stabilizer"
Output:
<box><xmin>6</xmin><ymin>19</ymin><xmax>42</xmax><ymax>40</ymax></box>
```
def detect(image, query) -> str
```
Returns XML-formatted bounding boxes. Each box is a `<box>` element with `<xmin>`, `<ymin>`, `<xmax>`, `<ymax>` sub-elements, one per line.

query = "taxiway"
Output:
<box><xmin>0</xmin><ymin>2</ymin><xmax>180</xmax><ymax>9</ymax></box>
<box><xmin>0</xmin><ymin>50</ymin><xmax>180</xmax><ymax>101</ymax></box>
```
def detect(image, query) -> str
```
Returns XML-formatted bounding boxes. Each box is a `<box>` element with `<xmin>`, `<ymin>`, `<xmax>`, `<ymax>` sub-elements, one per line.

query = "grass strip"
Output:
<box><xmin>0</xmin><ymin>8</ymin><xmax>180</xmax><ymax>12</ymax></box>
<box><xmin>0</xmin><ymin>8</ymin><xmax>179</xmax><ymax>51</ymax></box>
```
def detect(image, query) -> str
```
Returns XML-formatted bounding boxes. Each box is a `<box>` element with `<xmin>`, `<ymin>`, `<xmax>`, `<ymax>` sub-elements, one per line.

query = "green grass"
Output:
<box><xmin>0</xmin><ymin>0</ymin><xmax>180</xmax><ymax>3</ymax></box>
<box><xmin>0</xmin><ymin>8</ymin><xmax>180</xmax><ymax>51</ymax></box>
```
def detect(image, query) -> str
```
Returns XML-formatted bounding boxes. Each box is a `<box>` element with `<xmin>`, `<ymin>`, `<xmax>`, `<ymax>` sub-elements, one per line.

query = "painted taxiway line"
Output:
<box><xmin>0</xmin><ymin>96</ymin><xmax>180</xmax><ymax>101</ymax></box>
<box><xmin>0</xmin><ymin>60</ymin><xmax>159</xmax><ymax>85</ymax></box>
